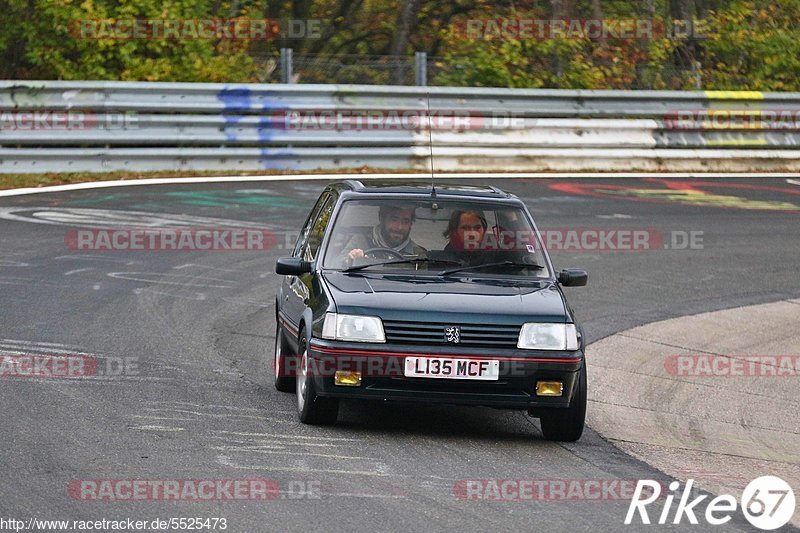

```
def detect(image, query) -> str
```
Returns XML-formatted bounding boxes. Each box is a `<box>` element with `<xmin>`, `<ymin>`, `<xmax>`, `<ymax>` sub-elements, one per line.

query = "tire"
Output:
<box><xmin>274</xmin><ymin>326</ymin><xmax>295</xmax><ymax>393</ymax></box>
<box><xmin>540</xmin><ymin>363</ymin><xmax>587</xmax><ymax>442</ymax></box>
<box><xmin>296</xmin><ymin>331</ymin><xmax>339</xmax><ymax>425</ymax></box>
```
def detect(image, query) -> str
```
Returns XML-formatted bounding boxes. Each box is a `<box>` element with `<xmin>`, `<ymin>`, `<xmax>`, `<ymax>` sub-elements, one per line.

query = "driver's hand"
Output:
<box><xmin>347</xmin><ymin>248</ymin><xmax>365</xmax><ymax>260</ymax></box>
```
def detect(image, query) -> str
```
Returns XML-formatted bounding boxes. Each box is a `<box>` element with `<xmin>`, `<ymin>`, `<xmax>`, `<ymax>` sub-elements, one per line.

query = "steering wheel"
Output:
<box><xmin>363</xmin><ymin>247</ymin><xmax>406</xmax><ymax>261</ymax></box>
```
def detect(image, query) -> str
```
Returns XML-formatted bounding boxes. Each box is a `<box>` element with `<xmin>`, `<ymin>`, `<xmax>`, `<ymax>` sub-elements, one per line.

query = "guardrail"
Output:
<box><xmin>2</xmin><ymin>81</ymin><xmax>800</xmax><ymax>173</ymax></box>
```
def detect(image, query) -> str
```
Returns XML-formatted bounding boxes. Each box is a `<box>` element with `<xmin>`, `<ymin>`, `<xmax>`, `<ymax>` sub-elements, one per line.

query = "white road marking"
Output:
<box><xmin>209</xmin><ymin>437</ymin><xmax>337</xmax><ymax>448</ymax></box>
<box><xmin>64</xmin><ymin>268</ymin><xmax>95</xmax><ymax>276</ymax></box>
<box><xmin>211</xmin><ymin>445</ymin><xmax>288</xmax><ymax>452</ymax></box>
<box><xmin>596</xmin><ymin>213</ymin><xmax>633</xmax><ymax>219</ymax></box>
<box><xmin>787</xmin><ymin>178</ymin><xmax>800</xmax><ymax>186</ymax></box>
<box><xmin>221</xmin><ymin>297</ymin><xmax>271</xmax><ymax>308</ymax></box>
<box><xmin>0</xmin><ymin>207</ymin><xmax>272</xmax><ymax>229</ymax></box>
<box><xmin>0</xmin><ymin>346</ymin><xmax>95</xmax><ymax>357</ymax></box>
<box><xmin>129</xmin><ymin>425</ymin><xmax>185</xmax><ymax>432</ymax></box>
<box><xmin>145</xmin><ymin>401</ymin><xmax>277</xmax><ymax>412</ymax></box>
<box><xmin>0</xmin><ymin>277</ymin><xmax>63</xmax><ymax>287</ymax></box>
<box><xmin>1</xmin><ymin>172</ymin><xmax>799</xmax><ymax>198</ymax></box>
<box><xmin>215</xmin><ymin>454</ymin><xmax>455</xmax><ymax>481</ymax></box>
<box><xmin>215</xmin><ymin>460</ymin><xmax>388</xmax><ymax>477</ymax></box>
<box><xmin>172</xmin><ymin>263</ymin><xmax>242</xmax><ymax>273</ymax></box>
<box><xmin>130</xmin><ymin>416</ymin><xmax>196</xmax><ymax>422</ymax></box>
<box><xmin>0</xmin><ymin>341</ymin><xmax>118</xmax><ymax>358</ymax></box>
<box><xmin>132</xmin><ymin>287</ymin><xmax>208</xmax><ymax>301</ymax></box>
<box><xmin>0</xmin><ymin>277</ymin><xmax>36</xmax><ymax>286</ymax></box>
<box><xmin>108</xmin><ymin>272</ymin><xmax>236</xmax><ymax>289</ymax></box>
<box><xmin>0</xmin><ymin>260</ymin><xmax>30</xmax><ymax>267</ymax></box>
<box><xmin>142</xmin><ymin>407</ymin><xmax>282</xmax><ymax>422</ymax></box>
<box><xmin>56</xmin><ymin>254</ymin><xmax>138</xmax><ymax>264</ymax></box>
<box><xmin>214</xmin><ymin>431</ymin><xmax>360</xmax><ymax>442</ymax></box>
<box><xmin>322</xmin><ymin>492</ymin><xmax>406</xmax><ymax>499</ymax></box>
<box><xmin>1</xmin><ymin>339</ymin><xmax>82</xmax><ymax>349</ymax></box>
<box><xmin>15</xmin><ymin>376</ymin><xmax>178</xmax><ymax>384</ymax></box>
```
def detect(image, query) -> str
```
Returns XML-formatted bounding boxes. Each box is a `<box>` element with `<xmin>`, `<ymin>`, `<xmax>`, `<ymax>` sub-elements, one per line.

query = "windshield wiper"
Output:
<box><xmin>438</xmin><ymin>260</ymin><xmax>545</xmax><ymax>276</ymax></box>
<box><xmin>342</xmin><ymin>257</ymin><xmax>462</xmax><ymax>273</ymax></box>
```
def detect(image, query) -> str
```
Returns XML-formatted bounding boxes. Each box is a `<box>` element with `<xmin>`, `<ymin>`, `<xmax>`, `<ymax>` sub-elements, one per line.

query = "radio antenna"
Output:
<box><xmin>426</xmin><ymin>94</ymin><xmax>436</xmax><ymax>197</ymax></box>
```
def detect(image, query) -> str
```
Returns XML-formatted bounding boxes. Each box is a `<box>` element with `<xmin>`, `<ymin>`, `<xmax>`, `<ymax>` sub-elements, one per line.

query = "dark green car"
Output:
<box><xmin>274</xmin><ymin>180</ymin><xmax>588</xmax><ymax>441</ymax></box>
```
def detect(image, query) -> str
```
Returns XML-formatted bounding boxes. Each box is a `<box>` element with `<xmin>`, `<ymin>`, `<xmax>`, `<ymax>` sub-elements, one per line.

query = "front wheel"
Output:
<box><xmin>273</xmin><ymin>326</ymin><xmax>295</xmax><ymax>393</ymax></box>
<box><xmin>296</xmin><ymin>331</ymin><xmax>339</xmax><ymax>425</ymax></box>
<box><xmin>539</xmin><ymin>363</ymin><xmax>587</xmax><ymax>442</ymax></box>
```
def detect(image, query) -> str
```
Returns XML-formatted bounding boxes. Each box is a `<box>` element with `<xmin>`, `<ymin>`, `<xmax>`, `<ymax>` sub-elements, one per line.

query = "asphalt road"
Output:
<box><xmin>0</xmin><ymin>176</ymin><xmax>798</xmax><ymax>532</ymax></box>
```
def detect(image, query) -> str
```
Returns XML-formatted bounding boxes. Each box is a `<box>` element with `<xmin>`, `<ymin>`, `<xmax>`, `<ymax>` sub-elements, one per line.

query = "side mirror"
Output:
<box><xmin>276</xmin><ymin>257</ymin><xmax>312</xmax><ymax>276</ymax></box>
<box><xmin>558</xmin><ymin>268</ymin><xmax>587</xmax><ymax>287</ymax></box>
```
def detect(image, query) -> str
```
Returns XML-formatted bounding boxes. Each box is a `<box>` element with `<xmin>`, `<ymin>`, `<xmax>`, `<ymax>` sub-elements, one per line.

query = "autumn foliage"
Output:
<box><xmin>0</xmin><ymin>0</ymin><xmax>797</xmax><ymax>90</ymax></box>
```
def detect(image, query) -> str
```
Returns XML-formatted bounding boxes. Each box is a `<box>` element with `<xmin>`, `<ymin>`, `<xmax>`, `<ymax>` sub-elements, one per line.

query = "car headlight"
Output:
<box><xmin>517</xmin><ymin>323</ymin><xmax>579</xmax><ymax>350</ymax></box>
<box><xmin>321</xmin><ymin>313</ymin><xmax>386</xmax><ymax>343</ymax></box>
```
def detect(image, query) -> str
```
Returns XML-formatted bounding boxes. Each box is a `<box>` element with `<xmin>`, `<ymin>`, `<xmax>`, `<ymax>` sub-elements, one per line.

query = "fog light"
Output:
<box><xmin>334</xmin><ymin>371</ymin><xmax>362</xmax><ymax>386</ymax></box>
<box><xmin>536</xmin><ymin>381</ymin><xmax>563</xmax><ymax>396</ymax></box>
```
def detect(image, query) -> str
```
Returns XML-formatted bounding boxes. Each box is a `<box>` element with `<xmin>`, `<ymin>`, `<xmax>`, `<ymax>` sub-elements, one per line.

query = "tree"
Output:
<box><xmin>0</xmin><ymin>0</ymin><xmax>260</xmax><ymax>81</ymax></box>
<box><xmin>702</xmin><ymin>0</ymin><xmax>800</xmax><ymax>90</ymax></box>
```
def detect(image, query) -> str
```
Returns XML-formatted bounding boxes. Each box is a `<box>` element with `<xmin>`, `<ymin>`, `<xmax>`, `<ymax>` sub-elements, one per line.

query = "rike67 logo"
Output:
<box><xmin>626</xmin><ymin>476</ymin><xmax>795</xmax><ymax>530</ymax></box>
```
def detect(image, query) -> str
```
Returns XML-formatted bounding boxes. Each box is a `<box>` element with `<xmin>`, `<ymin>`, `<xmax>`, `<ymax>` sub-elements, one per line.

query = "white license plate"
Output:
<box><xmin>404</xmin><ymin>357</ymin><xmax>500</xmax><ymax>380</ymax></box>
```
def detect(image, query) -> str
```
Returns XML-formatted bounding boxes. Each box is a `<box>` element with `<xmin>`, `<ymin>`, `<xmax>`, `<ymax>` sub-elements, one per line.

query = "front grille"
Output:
<box><xmin>382</xmin><ymin>320</ymin><xmax>520</xmax><ymax>348</ymax></box>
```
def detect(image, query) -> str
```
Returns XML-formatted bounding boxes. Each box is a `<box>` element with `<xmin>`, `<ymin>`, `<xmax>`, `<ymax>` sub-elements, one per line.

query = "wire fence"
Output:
<box><xmin>253</xmin><ymin>52</ymin><xmax>419</xmax><ymax>85</ymax></box>
<box><xmin>252</xmin><ymin>50</ymin><xmax>701</xmax><ymax>89</ymax></box>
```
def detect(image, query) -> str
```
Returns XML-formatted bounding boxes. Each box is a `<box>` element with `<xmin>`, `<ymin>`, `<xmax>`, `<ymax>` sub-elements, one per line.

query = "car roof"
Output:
<box><xmin>333</xmin><ymin>179</ymin><xmax>517</xmax><ymax>200</ymax></box>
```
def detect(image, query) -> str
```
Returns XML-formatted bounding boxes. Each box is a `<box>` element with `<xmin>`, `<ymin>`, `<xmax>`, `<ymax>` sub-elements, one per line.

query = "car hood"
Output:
<box><xmin>322</xmin><ymin>271</ymin><xmax>568</xmax><ymax>324</ymax></box>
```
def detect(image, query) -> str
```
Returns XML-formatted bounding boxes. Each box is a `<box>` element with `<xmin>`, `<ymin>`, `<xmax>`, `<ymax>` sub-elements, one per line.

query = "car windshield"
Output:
<box><xmin>321</xmin><ymin>198</ymin><xmax>550</xmax><ymax>277</ymax></box>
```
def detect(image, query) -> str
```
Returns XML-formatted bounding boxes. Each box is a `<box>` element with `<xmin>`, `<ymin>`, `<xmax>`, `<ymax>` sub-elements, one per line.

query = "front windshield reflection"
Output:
<box><xmin>322</xmin><ymin>199</ymin><xmax>550</xmax><ymax>277</ymax></box>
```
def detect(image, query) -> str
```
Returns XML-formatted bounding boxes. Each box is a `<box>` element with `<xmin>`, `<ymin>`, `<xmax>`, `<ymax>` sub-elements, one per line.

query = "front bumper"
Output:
<box><xmin>306</xmin><ymin>339</ymin><xmax>583</xmax><ymax>409</ymax></box>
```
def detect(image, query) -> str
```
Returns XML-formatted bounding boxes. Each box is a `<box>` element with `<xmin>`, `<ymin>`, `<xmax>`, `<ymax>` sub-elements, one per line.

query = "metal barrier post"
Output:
<box><xmin>415</xmin><ymin>52</ymin><xmax>427</xmax><ymax>87</ymax></box>
<box><xmin>281</xmin><ymin>48</ymin><xmax>294</xmax><ymax>84</ymax></box>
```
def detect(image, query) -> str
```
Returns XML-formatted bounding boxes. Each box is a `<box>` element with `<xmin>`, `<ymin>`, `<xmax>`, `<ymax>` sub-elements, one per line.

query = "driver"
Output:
<box><xmin>344</xmin><ymin>204</ymin><xmax>426</xmax><ymax>264</ymax></box>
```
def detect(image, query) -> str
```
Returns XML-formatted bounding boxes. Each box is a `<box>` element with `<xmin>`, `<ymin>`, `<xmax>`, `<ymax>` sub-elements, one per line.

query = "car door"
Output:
<box><xmin>279</xmin><ymin>190</ymin><xmax>334</xmax><ymax>342</ymax></box>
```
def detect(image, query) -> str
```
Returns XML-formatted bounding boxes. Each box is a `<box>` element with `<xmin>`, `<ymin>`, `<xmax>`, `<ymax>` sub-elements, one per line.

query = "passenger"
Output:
<box><xmin>443</xmin><ymin>210</ymin><xmax>488</xmax><ymax>251</ymax></box>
